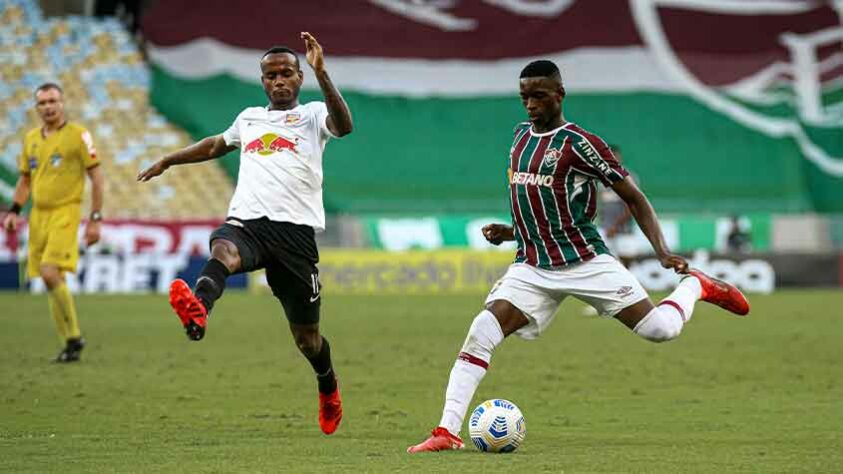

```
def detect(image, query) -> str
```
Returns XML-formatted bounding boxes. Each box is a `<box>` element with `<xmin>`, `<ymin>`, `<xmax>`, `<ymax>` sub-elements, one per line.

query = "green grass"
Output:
<box><xmin>1</xmin><ymin>290</ymin><xmax>841</xmax><ymax>473</ymax></box>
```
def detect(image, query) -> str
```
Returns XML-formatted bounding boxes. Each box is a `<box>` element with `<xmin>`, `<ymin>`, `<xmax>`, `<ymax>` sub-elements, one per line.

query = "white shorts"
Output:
<box><xmin>484</xmin><ymin>254</ymin><xmax>648</xmax><ymax>340</ymax></box>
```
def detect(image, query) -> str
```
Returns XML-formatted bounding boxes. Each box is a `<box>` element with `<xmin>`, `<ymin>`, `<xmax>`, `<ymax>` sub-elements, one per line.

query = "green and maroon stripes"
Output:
<box><xmin>563</xmin><ymin>168</ymin><xmax>605</xmax><ymax>257</ymax></box>
<box><xmin>509</xmin><ymin>124</ymin><xmax>614</xmax><ymax>268</ymax></box>
<box><xmin>550</xmin><ymin>138</ymin><xmax>597</xmax><ymax>261</ymax></box>
<box><xmin>524</xmin><ymin>133</ymin><xmax>566</xmax><ymax>266</ymax></box>
<box><xmin>539</xmin><ymin>136</ymin><xmax>584</xmax><ymax>263</ymax></box>
<box><xmin>509</xmin><ymin>126</ymin><xmax>536</xmax><ymax>266</ymax></box>
<box><xmin>513</xmin><ymin>132</ymin><xmax>553</xmax><ymax>267</ymax></box>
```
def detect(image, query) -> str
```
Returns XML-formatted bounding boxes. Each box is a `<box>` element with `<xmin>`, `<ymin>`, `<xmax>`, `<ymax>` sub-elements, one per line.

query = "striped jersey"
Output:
<box><xmin>508</xmin><ymin>121</ymin><xmax>629</xmax><ymax>268</ymax></box>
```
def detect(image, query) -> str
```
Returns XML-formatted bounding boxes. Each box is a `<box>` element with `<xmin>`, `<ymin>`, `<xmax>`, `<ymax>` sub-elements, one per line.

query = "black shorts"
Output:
<box><xmin>209</xmin><ymin>217</ymin><xmax>321</xmax><ymax>325</ymax></box>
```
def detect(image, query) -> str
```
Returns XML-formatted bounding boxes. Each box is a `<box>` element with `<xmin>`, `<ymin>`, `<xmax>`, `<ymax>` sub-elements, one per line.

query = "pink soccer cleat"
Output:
<box><xmin>688</xmin><ymin>269</ymin><xmax>750</xmax><ymax>316</ymax></box>
<box><xmin>319</xmin><ymin>385</ymin><xmax>343</xmax><ymax>435</ymax></box>
<box><xmin>407</xmin><ymin>427</ymin><xmax>465</xmax><ymax>453</ymax></box>
<box><xmin>168</xmin><ymin>279</ymin><xmax>208</xmax><ymax>340</ymax></box>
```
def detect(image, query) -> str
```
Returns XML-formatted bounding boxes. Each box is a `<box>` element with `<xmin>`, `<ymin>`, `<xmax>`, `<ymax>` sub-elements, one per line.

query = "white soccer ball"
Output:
<box><xmin>468</xmin><ymin>399</ymin><xmax>526</xmax><ymax>453</ymax></box>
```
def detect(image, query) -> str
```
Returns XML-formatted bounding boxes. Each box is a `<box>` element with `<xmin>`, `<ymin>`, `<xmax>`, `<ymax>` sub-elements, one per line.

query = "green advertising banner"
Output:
<box><xmin>364</xmin><ymin>214</ymin><xmax>771</xmax><ymax>253</ymax></box>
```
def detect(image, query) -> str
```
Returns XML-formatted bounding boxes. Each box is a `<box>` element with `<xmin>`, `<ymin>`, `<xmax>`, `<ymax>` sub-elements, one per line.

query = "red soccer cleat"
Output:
<box><xmin>407</xmin><ymin>427</ymin><xmax>465</xmax><ymax>453</ymax></box>
<box><xmin>688</xmin><ymin>269</ymin><xmax>750</xmax><ymax>316</ymax></box>
<box><xmin>319</xmin><ymin>385</ymin><xmax>343</xmax><ymax>435</ymax></box>
<box><xmin>168</xmin><ymin>279</ymin><xmax>208</xmax><ymax>341</ymax></box>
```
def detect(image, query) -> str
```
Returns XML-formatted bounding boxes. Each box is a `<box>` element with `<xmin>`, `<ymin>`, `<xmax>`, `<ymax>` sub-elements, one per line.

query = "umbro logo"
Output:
<box><xmin>616</xmin><ymin>286</ymin><xmax>633</xmax><ymax>297</ymax></box>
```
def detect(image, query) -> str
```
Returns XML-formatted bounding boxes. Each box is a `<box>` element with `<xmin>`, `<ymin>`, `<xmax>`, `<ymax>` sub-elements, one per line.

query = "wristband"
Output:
<box><xmin>90</xmin><ymin>211</ymin><xmax>103</xmax><ymax>222</ymax></box>
<box><xmin>8</xmin><ymin>202</ymin><xmax>22</xmax><ymax>215</ymax></box>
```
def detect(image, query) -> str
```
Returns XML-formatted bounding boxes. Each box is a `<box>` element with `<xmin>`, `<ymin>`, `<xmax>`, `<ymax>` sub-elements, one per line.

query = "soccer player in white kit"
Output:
<box><xmin>408</xmin><ymin>60</ymin><xmax>750</xmax><ymax>453</ymax></box>
<box><xmin>138</xmin><ymin>32</ymin><xmax>352</xmax><ymax>435</ymax></box>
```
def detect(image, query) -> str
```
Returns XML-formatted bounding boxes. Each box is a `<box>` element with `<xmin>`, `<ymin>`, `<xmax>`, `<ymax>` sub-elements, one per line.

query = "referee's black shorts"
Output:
<box><xmin>209</xmin><ymin>217</ymin><xmax>321</xmax><ymax>325</ymax></box>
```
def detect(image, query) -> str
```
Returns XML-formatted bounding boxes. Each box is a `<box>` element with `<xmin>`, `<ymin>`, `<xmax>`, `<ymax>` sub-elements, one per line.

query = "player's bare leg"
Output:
<box><xmin>615</xmin><ymin>269</ymin><xmax>749</xmax><ymax>343</ymax></box>
<box><xmin>408</xmin><ymin>300</ymin><xmax>527</xmax><ymax>453</ymax></box>
<box><xmin>290</xmin><ymin>322</ymin><xmax>342</xmax><ymax>434</ymax></box>
<box><xmin>169</xmin><ymin>239</ymin><xmax>240</xmax><ymax>341</ymax></box>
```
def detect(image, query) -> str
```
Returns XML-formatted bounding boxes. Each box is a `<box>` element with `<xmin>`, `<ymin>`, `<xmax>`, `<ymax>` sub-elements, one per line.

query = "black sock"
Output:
<box><xmin>307</xmin><ymin>337</ymin><xmax>337</xmax><ymax>394</ymax></box>
<box><xmin>194</xmin><ymin>258</ymin><xmax>230</xmax><ymax>313</ymax></box>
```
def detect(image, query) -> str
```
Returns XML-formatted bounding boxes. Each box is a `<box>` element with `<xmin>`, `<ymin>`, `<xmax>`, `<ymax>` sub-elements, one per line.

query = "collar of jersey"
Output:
<box><xmin>530</xmin><ymin>121</ymin><xmax>569</xmax><ymax>137</ymax></box>
<box><xmin>41</xmin><ymin>121</ymin><xmax>67</xmax><ymax>138</ymax></box>
<box><xmin>264</xmin><ymin>103</ymin><xmax>303</xmax><ymax>112</ymax></box>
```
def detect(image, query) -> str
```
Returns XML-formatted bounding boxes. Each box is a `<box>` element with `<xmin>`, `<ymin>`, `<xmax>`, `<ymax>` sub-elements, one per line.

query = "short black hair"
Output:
<box><xmin>262</xmin><ymin>46</ymin><xmax>300</xmax><ymax>68</ymax></box>
<box><xmin>35</xmin><ymin>82</ymin><xmax>62</xmax><ymax>98</ymax></box>
<box><xmin>520</xmin><ymin>60</ymin><xmax>561</xmax><ymax>81</ymax></box>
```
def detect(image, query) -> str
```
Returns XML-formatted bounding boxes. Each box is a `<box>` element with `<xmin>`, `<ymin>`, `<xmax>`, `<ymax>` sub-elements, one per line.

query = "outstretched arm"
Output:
<box><xmin>301</xmin><ymin>31</ymin><xmax>353</xmax><ymax>137</ymax></box>
<box><xmin>137</xmin><ymin>134</ymin><xmax>236</xmax><ymax>182</ymax></box>
<box><xmin>612</xmin><ymin>178</ymin><xmax>688</xmax><ymax>273</ymax></box>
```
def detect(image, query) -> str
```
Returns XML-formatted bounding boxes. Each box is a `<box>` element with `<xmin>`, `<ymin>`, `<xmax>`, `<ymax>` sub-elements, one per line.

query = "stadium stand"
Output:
<box><xmin>0</xmin><ymin>0</ymin><xmax>233</xmax><ymax>219</ymax></box>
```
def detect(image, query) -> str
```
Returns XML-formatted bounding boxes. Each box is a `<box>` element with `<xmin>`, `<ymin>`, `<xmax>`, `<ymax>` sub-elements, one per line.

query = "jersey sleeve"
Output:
<box><xmin>312</xmin><ymin>102</ymin><xmax>336</xmax><ymax>139</ymax></box>
<box><xmin>79</xmin><ymin>128</ymin><xmax>99</xmax><ymax>168</ymax></box>
<box><xmin>18</xmin><ymin>136</ymin><xmax>30</xmax><ymax>174</ymax></box>
<box><xmin>222</xmin><ymin>112</ymin><xmax>242</xmax><ymax>147</ymax></box>
<box><xmin>571</xmin><ymin>131</ymin><xmax>628</xmax><ymax>186</ymax></box>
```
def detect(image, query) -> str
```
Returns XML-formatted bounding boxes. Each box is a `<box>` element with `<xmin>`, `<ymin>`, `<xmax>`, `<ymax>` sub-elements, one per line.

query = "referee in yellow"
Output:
<box><xmin>3</xmin><ymin>83</ymin><xmax>105</xmax><ymax>363</ymax></box>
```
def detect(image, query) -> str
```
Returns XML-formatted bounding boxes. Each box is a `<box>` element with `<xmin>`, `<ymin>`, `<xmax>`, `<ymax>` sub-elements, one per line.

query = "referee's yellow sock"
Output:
<box><xmin>51</xmin><ymin>282</ymin><xmax>81</xmax><ymax>340</ymax></box>
<box><xmin>47</xmin><ymin>290</ymin><xmax>69</xmax><ymax>344</ymax></box>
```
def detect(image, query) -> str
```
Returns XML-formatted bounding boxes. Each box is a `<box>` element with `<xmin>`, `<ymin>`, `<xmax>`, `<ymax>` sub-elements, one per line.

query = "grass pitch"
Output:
<box><xmin>1</xmin><ymin>290</ymin><xmax>841</xmax><ymax>472</ymax></box>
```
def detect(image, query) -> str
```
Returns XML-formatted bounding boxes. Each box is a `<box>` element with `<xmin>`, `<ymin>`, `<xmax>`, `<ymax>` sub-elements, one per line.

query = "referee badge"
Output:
<box><xmin>50</xmin><ymin>153</ymin><xmax>62</xmax><ymax>167</ymax></box>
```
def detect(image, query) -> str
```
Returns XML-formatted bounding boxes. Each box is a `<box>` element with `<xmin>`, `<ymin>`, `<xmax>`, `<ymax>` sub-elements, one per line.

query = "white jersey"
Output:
<box><xmin>222</xmin><ymin>102</ymin><xmax>335</xmax><ymax>232</ymax></box>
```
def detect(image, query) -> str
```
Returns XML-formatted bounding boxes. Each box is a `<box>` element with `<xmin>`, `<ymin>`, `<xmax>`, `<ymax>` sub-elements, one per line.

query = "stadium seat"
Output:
<box><xmin>0</xmin><ymin>0</ymin><xmax>233</xmax><ymax>219</ymax></box>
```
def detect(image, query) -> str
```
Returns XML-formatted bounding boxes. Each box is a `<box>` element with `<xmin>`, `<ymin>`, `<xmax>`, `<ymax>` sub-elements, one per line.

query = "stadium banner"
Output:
<box><xmin>29</xmin><ymin>254</ymin><xmax>247</xmax><ymax>294</ymax></box>
<box><xmin>250</xmin><ymin>250</ymin><xmax>513</xmax><ymax>295</ymax></box>
<box><xmin>0</xmin><ymin>219</ymin><xmax>246</xmax><ymax>293</ymax></box>
<box><xmin>364</xmin><ymin>214</ymin><xmax>772</xmax><ymax>252</ymax></box>
<box><xmin>246</xmin><ymin>250</ymin><xmax>843</xmax><ymax>296</ymax></box>
<box><xmin>0</xmin><ymin>219</ymin><xmax>222</xmax><ymax>259</ymax></box>
<box><xmin>142</xmin><ymin>1</ymin><xmax>843</xmax><ymax>215</ymax></box>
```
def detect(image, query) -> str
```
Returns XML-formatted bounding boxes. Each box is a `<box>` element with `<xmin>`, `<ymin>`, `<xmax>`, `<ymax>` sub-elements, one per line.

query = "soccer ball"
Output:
<box><xmin>468</xmin><ymin>399</ymin><xmax>526</xmax><ymax>453</ymax></box>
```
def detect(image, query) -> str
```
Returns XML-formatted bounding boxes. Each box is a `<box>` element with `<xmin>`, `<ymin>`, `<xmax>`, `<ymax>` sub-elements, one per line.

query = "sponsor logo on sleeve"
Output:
<box><xmin>575</xmin><ymin>140</ymin><xmax>611</xmax><ymax>176</ymax></box>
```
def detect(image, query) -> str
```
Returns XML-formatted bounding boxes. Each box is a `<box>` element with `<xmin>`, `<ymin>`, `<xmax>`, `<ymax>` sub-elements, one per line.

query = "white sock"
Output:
<box><xmin>634</xmin><ymin>276</ymin><xmax>702</xmax><ymax>343</ymax></box>
<box><xmin>662</xmin><ymin>275</ymin><xmax>702</xmax><ymax>323</ymax></box>
<box><xmin>438</xmin><ymin>310</ymin><xmax>504</xmax><ymax>436</ymax></box>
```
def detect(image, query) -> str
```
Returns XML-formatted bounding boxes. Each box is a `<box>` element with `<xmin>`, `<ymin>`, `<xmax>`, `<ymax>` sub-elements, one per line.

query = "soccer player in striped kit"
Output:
<box><xmin>408</xmin><ymin>60</ymin><xmax>750</xmax><ymax>453</ymax></box>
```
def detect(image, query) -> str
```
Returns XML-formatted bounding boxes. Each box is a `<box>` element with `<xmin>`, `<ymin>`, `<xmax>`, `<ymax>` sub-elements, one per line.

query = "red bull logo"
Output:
<box><xmin>243</xmin><ymin>133</ymin><xmax>298</xmax><ymax>156</ymax></box>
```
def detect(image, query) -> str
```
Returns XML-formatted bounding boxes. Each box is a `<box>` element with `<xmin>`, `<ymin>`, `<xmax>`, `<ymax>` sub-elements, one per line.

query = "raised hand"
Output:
<box><xmin>137</xmin><ymin>160</ymin><xmax>169</xmax><ymax>182</ymax></box>
<box><xmin>301</xmin><ymin>31</ymin><xmax>324</xmax><ymax>72</ymax></box>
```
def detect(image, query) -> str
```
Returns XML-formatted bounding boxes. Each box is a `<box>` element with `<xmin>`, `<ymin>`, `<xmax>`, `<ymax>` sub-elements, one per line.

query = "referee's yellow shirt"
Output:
<box><xmin>18</xmin><ymin>121</ymin><xmax>99</xmax><ymax>209</ymax></box>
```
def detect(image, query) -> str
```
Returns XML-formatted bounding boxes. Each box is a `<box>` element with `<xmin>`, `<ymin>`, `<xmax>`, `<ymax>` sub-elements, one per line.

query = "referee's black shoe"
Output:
<box><xmin>54</xmin><ymin>337</ymin><xmax>85</xmax><ymax>363</ymax></box>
